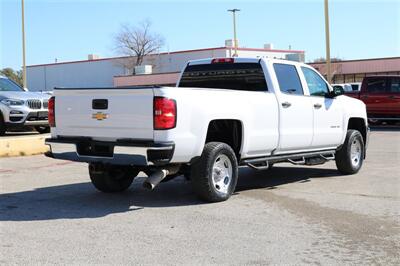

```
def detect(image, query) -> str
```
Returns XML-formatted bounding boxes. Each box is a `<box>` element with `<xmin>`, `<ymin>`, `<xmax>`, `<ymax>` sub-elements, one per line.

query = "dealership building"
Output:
<box><xmin>310</xmin><ymin>57</ymin><xmax>400</xmax><ymax>84</ymax></box>
<box><xmin>26</xmin><ymin>42</ymin><xmax>400</xmax><ymax>91</ymax></box>
<box><xmin>26</xmin><ymin>43</ymin><xmax>305</xmax><ymax>91</ymax></box>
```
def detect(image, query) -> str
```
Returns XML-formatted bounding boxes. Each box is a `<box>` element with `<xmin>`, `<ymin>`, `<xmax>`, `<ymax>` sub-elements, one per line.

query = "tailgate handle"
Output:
<box><xmin>92</xmin><ymin>99</ymin><xmax>108</xmax><ymax>110</ymax></box>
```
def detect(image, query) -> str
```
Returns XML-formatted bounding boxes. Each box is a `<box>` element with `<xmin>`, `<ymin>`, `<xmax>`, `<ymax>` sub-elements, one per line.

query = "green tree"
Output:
<box><xmin>0</xmin><ymin>68</ymin><xmax>23</xmax><ymax>87</ymax></box>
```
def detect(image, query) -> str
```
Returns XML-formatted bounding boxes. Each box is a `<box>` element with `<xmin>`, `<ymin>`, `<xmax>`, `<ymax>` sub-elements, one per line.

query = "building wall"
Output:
<box><xmin>310</xmin><ymin>57</ymin><xmax>400</xmax><ymax>84</ymax></box>
<box><xmin>27</xmin><ymin>59</ymin><xmax>126</xmax><ymax>91</ymax></box>
<box><xmin>114</xmin><ymin>72</ymin><xmax>180</xmax><ymax>87</ymax></box>
<box><xmin>26</xmin><ymin>48</ymin><xmax>228</xmax><ymax>91</ymax></box>
<box><xmin>26</xmin><ymin>47</ymin><xmax>304</xmax><ymax>91</ymax></box>
<box><xmin>141</xmin><ymin>48</ymin><xmax>227</xmax><ymax>74</ymax></box>
<box><xmin>228</xmin><ymin>48</ymin><xmax>304</xmax><ymax>61</ymax></box>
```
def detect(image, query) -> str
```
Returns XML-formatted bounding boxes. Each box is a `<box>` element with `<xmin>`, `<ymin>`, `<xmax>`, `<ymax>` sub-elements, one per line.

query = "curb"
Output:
<box><xmin>0</xmin><ymin>135</ymin><xmax>50</xmax><ymax>157</ymax></box>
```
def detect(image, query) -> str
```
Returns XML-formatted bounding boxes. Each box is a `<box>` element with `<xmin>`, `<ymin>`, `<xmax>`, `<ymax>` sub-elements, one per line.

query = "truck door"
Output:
<box><xmin>273</xmin><ymin>63</ymin><xmax>313</xmax><ymax>152</ymax></box>
<box><xmin>363</xmin><ymin>77</ymin><xmax>389</xmax><ymax>116</ymax></box>
<box><xmin>386</xmin><ymin>77</ymin><xmax>400</xmax><ymax>115</ymax></box>
<box><xmin>301</xmin><ymin>66</ymin><xmax>343</xmax><ymax>148</ymax></box>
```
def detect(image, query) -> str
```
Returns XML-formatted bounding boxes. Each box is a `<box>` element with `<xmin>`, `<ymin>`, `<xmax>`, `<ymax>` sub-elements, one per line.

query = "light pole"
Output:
<box><xmin>21</xmin><ymin>0</ymin><xmax>27</xmax><ymax>88</ymax></box>
<box><xmin>324</xmin><ymin>0</ymin><xmax>331</xmax><ymax>84</ymax></box>
<box><xmin>227</xmin><ymin>9</ymin><xmax>240</xmax><ymax>57</ymax></box>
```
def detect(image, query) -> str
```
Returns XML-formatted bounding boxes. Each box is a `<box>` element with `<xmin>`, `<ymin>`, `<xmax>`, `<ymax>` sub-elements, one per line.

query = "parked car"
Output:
<box><xmin>350</xmin><ymin>82</ymin><xmax>361</xmax><ymax>91</ymax></box>
<box><xmin>45</xmin><ymin>58</ymin><xmax>369</xmax><ymax>202</ymax></box>
<box><xmin>345</xmin><ymin>76</ymin><xmax>400</xmax><ymax>124</ymax></box>
<box><xmin>0</xmin><ymin>76</ymin><xmax>50</xmax><ymax>135</ymax></box>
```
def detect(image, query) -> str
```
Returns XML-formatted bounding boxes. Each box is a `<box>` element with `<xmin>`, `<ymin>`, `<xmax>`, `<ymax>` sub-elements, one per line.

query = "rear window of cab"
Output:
<box><xmin>178</xmin><ymin>63</ymin><xmax>268</xmax><ymax>91</ymax></box>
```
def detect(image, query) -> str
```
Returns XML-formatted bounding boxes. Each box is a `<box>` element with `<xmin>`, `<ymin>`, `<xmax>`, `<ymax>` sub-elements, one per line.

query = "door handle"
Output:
<box><xmin>314</xmin><ymin>103</ymin><xmax>322</xmax><ymax>109</ymax></box>
<box><xmin>281</xmin><ymin>102</ymin><xmax>291</xmax><ymax>108</ymax></box>
<box><xmin>388</xmin><ymin>95</ymin><xmax>400</xmax><ymax>99</ymax></box>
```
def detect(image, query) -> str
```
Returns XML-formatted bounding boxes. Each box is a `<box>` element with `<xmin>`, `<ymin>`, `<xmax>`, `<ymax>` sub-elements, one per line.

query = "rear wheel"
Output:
<box><xmin>191</xmin><ymin>142</ymin><xmax>238</xmax><ymax>202</ymax></box>
<box><xmin>88</xmin><ymin>164</ymin><xmax>139</xmax><ymax>193</ymax></box>
<box><xmin>35</xmin><ymin>126</ymin><xmax>50</xmax><ymax>134</ymax></box>
<box><xmin>335</xmin><ymin>130</ymin><xmax>364</xmax><ymax>174</ymax></box>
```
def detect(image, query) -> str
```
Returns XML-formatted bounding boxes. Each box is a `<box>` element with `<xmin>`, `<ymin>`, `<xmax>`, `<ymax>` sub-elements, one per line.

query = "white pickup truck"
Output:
<box><xmin>45</xmin><ymin>57</ymin><xmax>369</xmax><ymax>202</ymax></box>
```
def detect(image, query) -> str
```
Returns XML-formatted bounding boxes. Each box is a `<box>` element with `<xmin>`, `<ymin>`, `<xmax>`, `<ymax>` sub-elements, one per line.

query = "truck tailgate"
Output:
<box><xmin>54</xmin><ymin>88</ymin><xmax>154</xmax><ymax>140</ymax></box>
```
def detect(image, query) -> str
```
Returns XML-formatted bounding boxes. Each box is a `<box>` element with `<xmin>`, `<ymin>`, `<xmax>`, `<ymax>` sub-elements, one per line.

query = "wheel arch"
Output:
<box><xmin>205</xmin><ymin>119</ymin><xmax>244</xmax><ymax>160</ymax></box>
<box><xmin>346</xmin><ymin>117</ymin><xmax>367</xmax><ymax>150</ymax></box>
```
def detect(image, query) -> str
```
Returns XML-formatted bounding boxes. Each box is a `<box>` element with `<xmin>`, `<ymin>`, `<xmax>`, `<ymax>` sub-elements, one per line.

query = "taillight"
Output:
<box><xmin>48</xmin><ymin>96</ymin><xmax>55</xmax><ymax>127</ymax></box>
<box><xmin>211</xmin><ymin>58</ymin><xmax>234</xmax><ymax>64</ymax></box>
<box><xmin>154</xmin><ymin>97</ymin><xmax>176</xmax><ymax>130</ymax></box>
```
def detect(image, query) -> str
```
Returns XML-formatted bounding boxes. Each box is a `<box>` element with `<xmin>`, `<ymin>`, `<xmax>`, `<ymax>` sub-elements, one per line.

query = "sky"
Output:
<box><xmin>1</xmin><ymin>0</ymin><xmax>399</xmax><ymax>70</ymax></box>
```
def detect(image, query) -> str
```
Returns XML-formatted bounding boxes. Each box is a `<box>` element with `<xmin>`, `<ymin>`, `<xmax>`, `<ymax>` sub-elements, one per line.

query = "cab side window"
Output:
<box><xmin>274</xmin><ymin>63</ymin><xmax>304</xmax><ymax>95</ymax></box>
<box><xmin>389</xmin><ymin>78</ymin><xmax>400</xmax><ymax>93</ymax></box>
<box><xmin>301</xmin><ymin>67</ymin><xmax>330</xmax><ymax>97</ymax></box>
<box><xmin>366</xmin><ymin>77</ymin><xmax>387</xmax><ymax>93</ymax></box>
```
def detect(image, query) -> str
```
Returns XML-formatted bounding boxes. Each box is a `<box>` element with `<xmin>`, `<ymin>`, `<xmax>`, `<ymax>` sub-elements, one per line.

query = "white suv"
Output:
<box><xmin>0</xmin><ymin>76</ymin><xmax>50</xmax><ymax>135</ymax></box>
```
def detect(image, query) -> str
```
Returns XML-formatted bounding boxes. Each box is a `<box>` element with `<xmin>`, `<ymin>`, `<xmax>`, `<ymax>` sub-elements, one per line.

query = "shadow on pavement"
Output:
<box><xmin>235</xmin><ymin>166</ymin><xmax>340</xmax><ymax>192</ymax></box>
<box><xmin>0</xmin><ymin>166</ymin><xmax>341</xmax><ymax>221</ymax></box>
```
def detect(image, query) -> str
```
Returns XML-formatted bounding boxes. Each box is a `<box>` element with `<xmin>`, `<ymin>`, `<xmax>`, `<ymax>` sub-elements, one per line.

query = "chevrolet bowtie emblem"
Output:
<box><xmin>92</xmin><ymin>112</ymin><xmax>108</xmax><ymax>120</ymax></box>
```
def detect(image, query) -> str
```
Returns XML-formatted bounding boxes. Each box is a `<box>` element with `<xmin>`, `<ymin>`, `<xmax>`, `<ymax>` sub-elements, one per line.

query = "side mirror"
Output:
<box><xmin>328</xmin><ymin>87</ymin><xmax>344</xmax><ymax>97</ymax></box>
<box><xmin>335</xmin><ymin>87</ymin><xmax>345</xmax><ymax>96</ymax></box>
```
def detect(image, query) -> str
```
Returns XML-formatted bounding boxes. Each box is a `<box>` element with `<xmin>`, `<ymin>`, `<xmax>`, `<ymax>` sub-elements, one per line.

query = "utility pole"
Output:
<box><xmin>227</xmin><ymin>9</ymin><xmax>240</xmax><ymax>57</ymax></box>
<box><xmin>21</xmin><ymin>0</ymin><xmax>27</xmax><ymax>88</ymax></box>
<box><xmin>324</xmin><ymin>0</ymin><xmax>332</xmax><ymax>84</ymax></box>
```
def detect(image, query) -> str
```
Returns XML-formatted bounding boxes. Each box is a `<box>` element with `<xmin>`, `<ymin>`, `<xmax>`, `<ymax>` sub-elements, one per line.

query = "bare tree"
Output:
<box><xmin>313</xmin><ymin>57</ymin><xmax>343</xmax><ymax>63</ymax></box>
<box><xmin>114</xmin><ymin>20</ymin><xmax>164</xmax><ymax>74</ymax></box>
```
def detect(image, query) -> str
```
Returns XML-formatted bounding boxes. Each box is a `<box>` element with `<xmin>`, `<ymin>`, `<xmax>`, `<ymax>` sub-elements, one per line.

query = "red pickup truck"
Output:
<box><xmin>343</xmin><ymin>76</ymin><xmax>400</xmax><ymax>124</ymax></box>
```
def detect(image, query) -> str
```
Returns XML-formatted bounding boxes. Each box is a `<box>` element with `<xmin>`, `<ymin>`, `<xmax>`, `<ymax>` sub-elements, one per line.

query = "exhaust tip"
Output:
<box><xmin>142</xmin><ymin>181</ymin><xmax>155</xmax><ymax>190</ymax></box>
<box><xmin>142</xmin><ymin>169</ymin><xmax>169</xmax><ymax>190</ymax></box>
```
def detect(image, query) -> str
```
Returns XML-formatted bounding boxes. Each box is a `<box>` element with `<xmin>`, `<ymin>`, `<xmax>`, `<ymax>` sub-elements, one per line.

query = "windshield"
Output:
<box><xmin>178</xmin><ymin>63</ymin><xmax>268</xmax><ymax>91</ymax></box>
<box><xmin>0</xmin><ymin>78</ymin><xmax>24</xmax><ymax>92</ymax></box>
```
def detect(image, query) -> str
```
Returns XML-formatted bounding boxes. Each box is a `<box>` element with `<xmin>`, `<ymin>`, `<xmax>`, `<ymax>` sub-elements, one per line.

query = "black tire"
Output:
<box><xmin>335</xmin><ymin>130</ymin><xmax>364</xmax><ymax>174</ymax></box>
<box><xmin>0</xmin><ymin>112</ymin><xmax>6</xmax><ymax>136</ymax></box>
<box><xmin>190</xmin><ymin>142</ymin><xmax>238</xmax><ymax>202</ymax></box>
<box><xmin>35</xmin><ymin>126</ymin><xmax>50</xmax><ymax>134</ymax></box>
<box><xmin>88</xmin><ymin>164</ymin><xmax>139</xmax><ymax>193</ymax></box>
<box><xmin>183</xmin><ymin>172</ymin><xmax>191</xmax><ymax>180</ymax></box>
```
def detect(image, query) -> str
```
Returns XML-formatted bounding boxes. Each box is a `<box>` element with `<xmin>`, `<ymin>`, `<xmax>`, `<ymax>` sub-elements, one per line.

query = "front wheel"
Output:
<box><xmin>191</xmin><ymin>142</ymin><xmax>238</xmax><ymax>202</ymax></box>
<box><xmin>88</xmin><ymin>164</ymin><xmax>139</xmax><ymax>193</ymax></box>
<box><xmin>335</xmin><ymin>130</ymin><xmax>364</xmax><ymax>174</ymax></box>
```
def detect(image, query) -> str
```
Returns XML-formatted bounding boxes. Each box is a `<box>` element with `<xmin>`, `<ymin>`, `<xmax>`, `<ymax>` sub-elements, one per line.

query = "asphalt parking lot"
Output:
<box><xmin>0</xmin><ymin>128</ymin><xmax>399</xmax><ymax>265</ymax></box>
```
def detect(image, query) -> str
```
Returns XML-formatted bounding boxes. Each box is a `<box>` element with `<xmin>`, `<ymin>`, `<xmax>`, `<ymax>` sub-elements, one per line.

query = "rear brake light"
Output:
<box><xmin>211</xmin><ymin>58</ymin><xmax>234</xmax><ymax>64</ymax></box>
<box><xmin>154</xmin><ymin>97</ymin><xmax>176</xmax><ymax>130</ymax></box>
<box><xmin>48</xmin><ymin>96</ymin><xmax>55</xmax><ymax>127</ymax></box>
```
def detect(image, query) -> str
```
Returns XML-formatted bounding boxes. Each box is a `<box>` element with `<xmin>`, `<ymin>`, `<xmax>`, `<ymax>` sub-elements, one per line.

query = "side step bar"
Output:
<box><xmin>242</xmin><ymin>150</ymin><xmax>336</xmax><ymax>170</ymax></box>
